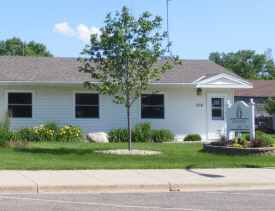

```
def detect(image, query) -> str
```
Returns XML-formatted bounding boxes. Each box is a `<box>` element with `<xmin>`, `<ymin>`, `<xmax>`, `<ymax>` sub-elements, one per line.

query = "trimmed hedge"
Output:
<box><xmin>184</xmin><ymin>134</ymin><xmax>202</xmax><ymax>141</ymax></box>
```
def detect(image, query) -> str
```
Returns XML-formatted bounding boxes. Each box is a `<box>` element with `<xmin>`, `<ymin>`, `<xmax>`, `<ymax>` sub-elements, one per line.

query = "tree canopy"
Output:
<box><xmin>78</xmin><ymin>6</ymin><xmax>181</xmax><ymax>150</ymax></box>
<box><xmin>263</xmin><ymin>97</ymin><xmax>275</xmax><ymax>115</ymax></box>
<box><xmin>0</xmin><ymin>37</ymin><xmax>53</xmax><ymax>57</ymax></box>
<box><xmin>209</xmin><ymin>49</ymin><xmax>275</xmax><ymax>79</ymax></box>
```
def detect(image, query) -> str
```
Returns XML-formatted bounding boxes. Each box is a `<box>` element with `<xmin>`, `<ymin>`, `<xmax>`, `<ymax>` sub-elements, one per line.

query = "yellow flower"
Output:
<box><xmin>76</xmin><ymin>134</ymin><xmax>79</xmax><ymax>137</ymax></box>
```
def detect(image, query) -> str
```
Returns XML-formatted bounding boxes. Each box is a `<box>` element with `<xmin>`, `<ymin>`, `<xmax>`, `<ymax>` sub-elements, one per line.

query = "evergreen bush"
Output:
<box><xmin>184</xmin><ymin>134</ymin><xmax>202</xmax><ymax>141</ymax></box>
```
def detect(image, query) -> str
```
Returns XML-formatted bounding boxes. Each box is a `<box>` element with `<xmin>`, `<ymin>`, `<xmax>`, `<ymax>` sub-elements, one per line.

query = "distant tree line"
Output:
<box><xmin>0</xmin><ymin>37</ymin><xmax>53</xmax><ymax>57</ymax></box>
<box><xmin>209</xmin><ymin>49</ymin><xmax>275</xmax><ymax>80</ymax></box>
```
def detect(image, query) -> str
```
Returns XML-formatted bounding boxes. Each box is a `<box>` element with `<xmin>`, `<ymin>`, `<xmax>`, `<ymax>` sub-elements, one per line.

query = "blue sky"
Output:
<box><xmin>1</xmin><ymin>0</ymin><xmax>275</xmax><ymax>60</ymax></box>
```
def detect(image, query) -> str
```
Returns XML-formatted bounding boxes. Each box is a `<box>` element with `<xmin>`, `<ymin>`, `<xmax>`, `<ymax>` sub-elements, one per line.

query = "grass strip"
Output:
<box><xmin>1</xmin><ymin>142</ymin><xmax>275</xmax><ymax>170</ymax></box>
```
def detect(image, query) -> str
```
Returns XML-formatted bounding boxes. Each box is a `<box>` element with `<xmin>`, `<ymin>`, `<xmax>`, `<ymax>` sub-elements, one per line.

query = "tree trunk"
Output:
<box><xmin>126</xmin><ymin>91</ymin><xmax>131</xmax><ymax>151</ymax></box>
<box><xmin>127</xmin><ymin>105</ymin><xmax>131</xmax><ymax>151</ymax></box>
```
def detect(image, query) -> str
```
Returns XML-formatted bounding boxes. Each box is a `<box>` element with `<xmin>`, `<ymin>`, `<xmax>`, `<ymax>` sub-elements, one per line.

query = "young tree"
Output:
<box><xmin>78</xmin><ymin>6</ymin><xmax>181</xmax><ymax>150</ymax></box>
<box><xmin>0</xmin><ymin>37</ymin><xmax>53</xmax><ymax>57</ymax></box>
<box><xmin>209</xmin><ymin>50</ymin><xmax>275</xmax><ymax>79</ymax></box>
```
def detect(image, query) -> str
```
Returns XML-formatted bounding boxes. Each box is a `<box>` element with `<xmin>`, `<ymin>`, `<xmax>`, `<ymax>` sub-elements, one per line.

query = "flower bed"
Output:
<box><xmin>203</xmin><ymin>144</ymin><xmax>275</xmax><ymax>156</ymax></box>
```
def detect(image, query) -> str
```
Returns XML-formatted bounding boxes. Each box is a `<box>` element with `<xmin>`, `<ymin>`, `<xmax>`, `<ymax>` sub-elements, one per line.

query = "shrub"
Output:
<box><xmin>108</xmin><ymin>122</ymin><xmax>175</xmax><ymax>142</ymax></box>
<box><xmin>16</xmin><ymin>123</ymin><xmax>86</xmax><ymax>142</ymax></box>
<box><xmin>251</xmin><ymin>137</ymin><xmax>267</xmax><ymax>148</ymax></box>
<box><xmin>233</xmin><ymin>144</ymin><xmax>242</xmax><ymax>148</ymax></box>
<box><xmin>15</xmin><ymin>127</ymin><xmax>36</xmax><ymax>142</ymax></box>
<box><xmin>0</xmin><ymin>138</ymin><xmax>9</xmax><ymax>148</ymax></box>
<box><xmin>33</xmin><ymin>124</ymin><xmax>56</xmax><ymax>142</ymax></box>
<box><xmin>245</xmin><ymin>133</ymin><xmax>250</xmax><ymax>141</ymax></box>
<box><xmin>0</xmin><ymin>110</ymin><xmax>12</xmax><ymax>129</ymax></box>
<box><xmin>151</xmin><ymin>129</ymin><xmax>175</xmax><ymax>142</ymax></box>
<box><xmin>227</xmin><ymin>139</ymin><xmax>237</xmax><ymax>147</ymax></box>
<box><xmin>0</xmin><ymin>127</ymin><xmax>15</xmax><ymax>141</ymax></box>
<box><xmin>0</xmin><ymin>111</ymin><xmax>14</xmax><ymax>145</ymax></box>
<box><xmin>251</xmin><ymin>133</ymin><xmax>274</xmax><ymax>148</ymax></box>
<box><xmin>44</xmin><ymin>121</ymin><xmax>59</xmax><ymax>132</ymax></box>
<box><xmin>108</xmin><ymin>128</ymin><xmax>128</xmax><ymax>142</ymax></box>
<box><xmin>131</xmin><ymin>121</ymin><xmax>152</xmax><ymax>142</ymax></box>
<box><xmin>256</xmin><ymin>131</ymin><xmax>266</xmax><ymax>137</ymax></box>
<box><xmin>184</xmin><ymin>134</ymin><xmax>202</xmax><ymax>141</ymax></box>
<box><xmin>56</xmin><ymin>124</ymin><xmax>85</xmax><ymax>142</ymax></box>
<box><xmin>239</xmin><ymin>140</ymin><xmax>250</xmax><ymax>148</ymax></box>
<box><xmin>260</xmin><ymin>135</ymin><xmax>275</xmax><ymax>147</ymax></box>
<box><xmin>245</xmin><ymin>131</ymin><xmax>266</xmax><ymax>141</ymax></box>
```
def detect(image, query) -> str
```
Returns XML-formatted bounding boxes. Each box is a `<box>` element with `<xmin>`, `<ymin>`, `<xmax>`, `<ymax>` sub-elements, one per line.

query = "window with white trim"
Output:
<box><xmin>141</xmin><ymin>94</ymin><xmax>164</xmax><ymax>119</ymax></box>
<box><xmin>212</xmin><ymin>98</ymin><xmax>224</xmax><ymax>120</ymax></box>
<box><xmin>8</xmin><ymin>92</ymin><xmax>32</xmax><ymax>118</ymax></box>
<box><xmin>75</xmin><ymin>93</ymin><xmax>99</xmax><ymax>118</ymax></box>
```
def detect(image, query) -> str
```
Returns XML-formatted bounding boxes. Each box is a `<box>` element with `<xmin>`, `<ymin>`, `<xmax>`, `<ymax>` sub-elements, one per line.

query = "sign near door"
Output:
<box><xmin>226</xmin><ymin>99</ymin><xmax>255</xmax><ymax>144</ymax></box>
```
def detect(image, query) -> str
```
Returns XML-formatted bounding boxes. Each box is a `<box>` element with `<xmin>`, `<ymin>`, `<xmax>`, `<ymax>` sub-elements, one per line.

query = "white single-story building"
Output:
<box><xmin>0</xmin><ymin>57</ymin><xmax>252</xmax><ymax>141</ymax></box>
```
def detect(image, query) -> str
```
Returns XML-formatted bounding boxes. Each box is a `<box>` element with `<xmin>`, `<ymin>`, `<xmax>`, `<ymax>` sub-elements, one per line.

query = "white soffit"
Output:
<box><xmin>195</xmin><ymin>73</ymin><xmax>253</xmax><ymax>88</ymax></box>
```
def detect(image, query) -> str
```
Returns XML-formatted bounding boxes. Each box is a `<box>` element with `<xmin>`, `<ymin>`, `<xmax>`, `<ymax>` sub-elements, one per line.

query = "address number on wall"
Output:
<box><xmin>196</xmin><ymin>103</ymin><xmax>203</xmax><ymax>107</ymax></box>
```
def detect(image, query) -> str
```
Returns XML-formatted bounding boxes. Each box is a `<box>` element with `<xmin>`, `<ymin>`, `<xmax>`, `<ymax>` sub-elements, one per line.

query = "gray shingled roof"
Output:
<box><xmin>235</xmin><ymin>80</ymin><xmax>275</xmax><ymax>97</ymax></box>
<box><xmin>0</xmin><ymin>57</ymin><xmax>242</xmax><ymax>84</ymax></box>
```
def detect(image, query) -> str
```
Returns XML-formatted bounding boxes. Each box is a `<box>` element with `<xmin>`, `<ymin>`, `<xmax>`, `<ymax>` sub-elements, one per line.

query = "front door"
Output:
<box><xmin>207</xmin><ymin>93</ymin><xmax>228</xmax><ymax>139</ymax></box>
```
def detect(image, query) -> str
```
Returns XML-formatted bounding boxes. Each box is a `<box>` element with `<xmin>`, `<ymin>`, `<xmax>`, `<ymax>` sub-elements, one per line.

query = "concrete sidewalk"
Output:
<box><xmin>1</xmin><ymin>168</ymin><xmax>275</xmax><ymax>193</ymax></box>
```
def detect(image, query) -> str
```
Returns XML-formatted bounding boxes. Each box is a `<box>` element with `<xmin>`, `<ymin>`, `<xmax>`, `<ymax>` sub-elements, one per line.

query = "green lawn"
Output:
<box><xmin>1</xmin><ymin>142</ymin><xmax>275</xmax><ymax>170</ymax></box>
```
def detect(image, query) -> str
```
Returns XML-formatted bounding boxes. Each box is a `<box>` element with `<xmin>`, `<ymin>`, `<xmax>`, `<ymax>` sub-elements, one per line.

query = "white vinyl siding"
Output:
<box><xmin>0</xmin><ymin>86</ymin><xmax>233</xmax><ymax>140</ymax></box>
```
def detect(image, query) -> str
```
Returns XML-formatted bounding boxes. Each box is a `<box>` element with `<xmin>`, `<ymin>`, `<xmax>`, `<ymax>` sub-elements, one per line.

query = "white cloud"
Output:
<box><xmin>53</xmin><ymin>22</ymin><xmax>101</xmax><ymax>44</ymax></box>
<box><xmin>53</xmin><ymin>22</ymin><xmax>76</xmax><ymax>37</ymax></box>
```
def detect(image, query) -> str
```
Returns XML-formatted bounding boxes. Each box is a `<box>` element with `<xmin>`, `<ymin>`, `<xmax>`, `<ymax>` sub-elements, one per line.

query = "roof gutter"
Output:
<box><xmin>0</xmin><ymin>81</ymin><xmax>198</xmax><ymax>88</ymax></box>
<box><xmin>0</xmin><ymin>81</ymin><xmax>92</xmax><ymax>87</ymax></box>
<box><xmin>0</xmin><ymin>81</ymin><xmax>252</xmax><ymax>89</ymax></box>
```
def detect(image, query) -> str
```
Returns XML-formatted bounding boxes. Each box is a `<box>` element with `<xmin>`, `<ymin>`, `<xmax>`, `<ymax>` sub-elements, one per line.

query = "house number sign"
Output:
<box><xmin>196</xmin><ymin>103</ymin><xmax>203</xmax><ymax>107</ymax></box>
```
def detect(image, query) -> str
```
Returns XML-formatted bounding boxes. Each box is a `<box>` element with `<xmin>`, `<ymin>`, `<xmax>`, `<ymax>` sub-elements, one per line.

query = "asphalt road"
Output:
<box><xmin>1</xmin><ymin>189</ymin><xmax>275</xmax><ymax>211</ymax></box>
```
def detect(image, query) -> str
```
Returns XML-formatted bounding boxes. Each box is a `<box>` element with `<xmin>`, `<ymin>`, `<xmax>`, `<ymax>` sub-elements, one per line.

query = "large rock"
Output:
<box><xmin>87</xmin><ymin>132</ymin><xmax>109</xmax><ymax>143</ymax></box>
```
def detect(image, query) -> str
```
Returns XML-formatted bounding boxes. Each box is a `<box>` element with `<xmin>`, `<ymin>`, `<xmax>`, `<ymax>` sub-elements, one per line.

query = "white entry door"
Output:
<box><xmin>207</xmin><ymin>93</ymin><xmax>228</xmax><ymax>139</ymax></box>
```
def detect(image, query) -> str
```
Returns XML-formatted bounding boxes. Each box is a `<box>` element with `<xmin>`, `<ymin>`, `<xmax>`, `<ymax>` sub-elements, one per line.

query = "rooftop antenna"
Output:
<box><xmin>162</xmin><ymin>0</ymin><xmax>173</xmax><ymax>58</ymax></box>
<box><xmin>131</xmin><ymin>1</ymin><xmax>134</xmax><ymax>15</ymax></box>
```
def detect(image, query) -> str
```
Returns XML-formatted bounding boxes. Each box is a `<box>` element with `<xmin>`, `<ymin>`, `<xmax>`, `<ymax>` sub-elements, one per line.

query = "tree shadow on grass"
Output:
<box><xmin>14</xmin><ymin>147</ymin><xmax>95</xmax><ymax>155</ymax></box>
<box><xmin>185</xmin><ymin>165</ymin><xmax>225</xmax><ymax>178</ymax></box>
